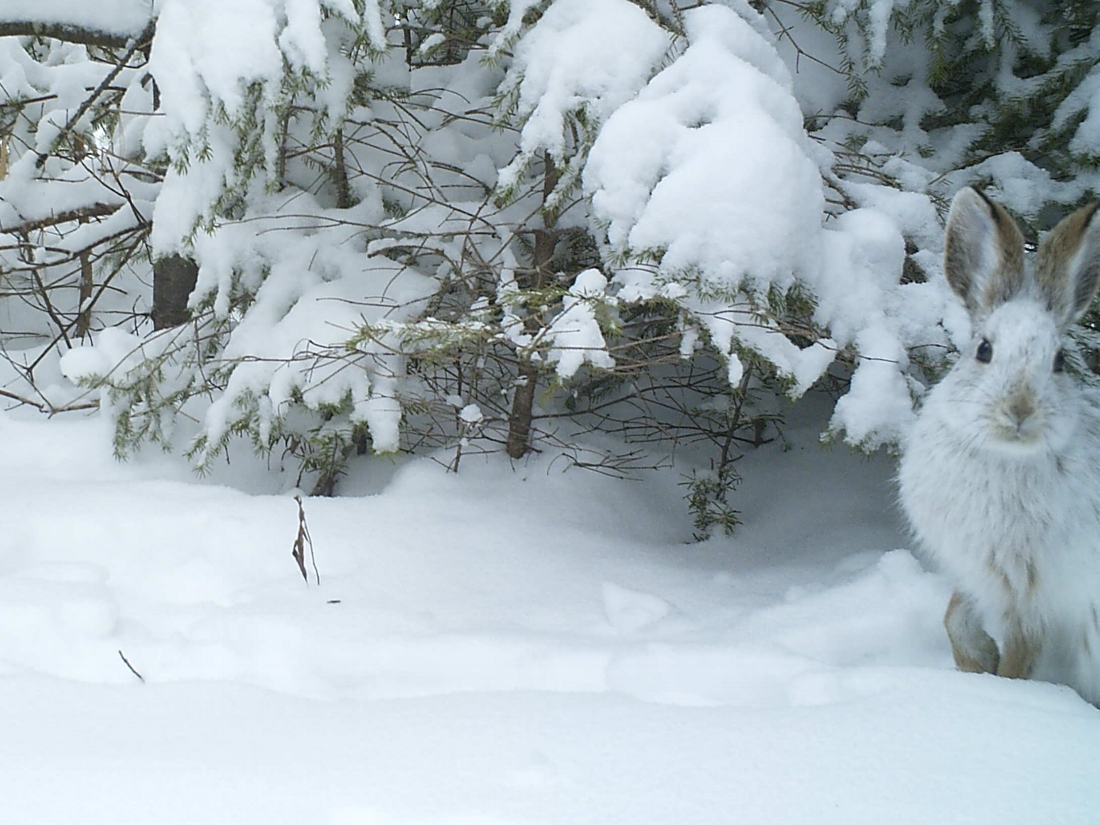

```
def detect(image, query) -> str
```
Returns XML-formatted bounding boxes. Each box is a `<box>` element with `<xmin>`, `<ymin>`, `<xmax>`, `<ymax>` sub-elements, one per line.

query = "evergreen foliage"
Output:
<box><xmin>2</xmin><ymin>0</ymin><xmax>1099</xmax><ymax>524</ymax></box>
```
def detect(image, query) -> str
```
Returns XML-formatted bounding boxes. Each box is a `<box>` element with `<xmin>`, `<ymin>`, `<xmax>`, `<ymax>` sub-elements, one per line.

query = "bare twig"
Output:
<box><xmin>117</xmin><ymin>649</ymin><xmax>145</xmax><ymax>683</ymax></box>
<box><xmin>291</xmin><ymin>494</ymin><xmax>319</xmax><ymax>585</ymax></box>
<box><xmin>0</xmin><ymin>386</ymin><xmax>99</xmax><ymax>414</ymax></box>
<box><xmin>35</xmin><ymin>19</ymin><xmax>156</xmax><ymax>169</ymax></box>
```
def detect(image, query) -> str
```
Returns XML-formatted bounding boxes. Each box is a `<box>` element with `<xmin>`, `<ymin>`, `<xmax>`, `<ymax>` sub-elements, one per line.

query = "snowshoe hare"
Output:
<box><xmin>899</xmin><ymin>186</ymin><xmax>1100</xmax><ymax>706</ymax></box>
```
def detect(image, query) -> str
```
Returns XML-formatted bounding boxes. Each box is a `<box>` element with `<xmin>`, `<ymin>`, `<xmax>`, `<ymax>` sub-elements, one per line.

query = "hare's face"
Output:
<box><xmin>955</xmin><ymin>298</ymin><xmax>1076</xmax><ymax>453</ymax></box>
<box><xmin>933</xmin><ymin>187</ymin><xmax>1100</xmax><ymax>456</ymax></box>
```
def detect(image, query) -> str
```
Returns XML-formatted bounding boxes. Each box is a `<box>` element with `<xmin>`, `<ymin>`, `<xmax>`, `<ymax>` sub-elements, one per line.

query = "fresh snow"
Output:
<box><xmin>0</xmin><ymin>404</ymin><xmax>1097</xmax><ymax>822</ymax></box>
<box><xmin>0</xmin><ymin>0</ymin><xmax>976</xmax><ymax>467</ymax></box>
<box><xmin>494</xmin><ymin>0</ymin><xmax>672</xmax><ymax>194</ymax></box>
<box><xmin>0</xmin><ymin>0</ymin><xmax>152</xmax><ymax>36</ymax></box>
<box><xmin>542</xmin><ymin>268</ymin><xmax>615</xmax><ymax>378</ymax></box>
<box><xmin>3</xmin><ymin>1</ymin><xmax>1100</xmax><ymax>818</ymax></box>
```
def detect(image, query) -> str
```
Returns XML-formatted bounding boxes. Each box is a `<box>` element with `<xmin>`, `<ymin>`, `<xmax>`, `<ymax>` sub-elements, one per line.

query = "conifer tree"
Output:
<box><xmin>2</xmin><ymin>0</ymin><xmax>1099</xmax><ymax>520</ymax></box>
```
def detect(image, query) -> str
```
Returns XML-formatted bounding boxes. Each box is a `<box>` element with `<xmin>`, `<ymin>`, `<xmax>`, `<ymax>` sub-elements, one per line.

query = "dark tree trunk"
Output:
<box><xmin>505</xmin><ymin>364</ymin><xmax>539</xmax><ymax>459</ymax></box>
<box><xmin>505</xmin><ymin>154</ymin><xmax>559</xmax><ymax>459</ymax></box>
<box><xmin>152</xmin><ymin>254</ymin><xmax>199</xmax><ymax>329</ymax></box>
<box><xmin>76</xmin><ymin>251</ymin><xmax>93</xmax><ymax>337</ymax></box>
<box><xmin>332</xmin><ymin>129</ymin><xmax>352</xmax><ymax>209</ymax></box>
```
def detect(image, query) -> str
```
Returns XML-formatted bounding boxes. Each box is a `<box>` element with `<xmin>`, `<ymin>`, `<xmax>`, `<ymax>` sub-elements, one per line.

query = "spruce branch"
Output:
<box><xmin>0</xmin><ymin>21</ymin><xmax>150</xmax><ymax>50</ymax></box>
<box><xmin>33</xmin><ymin>19</ymin><xmax>156</xmax><ymax>169</ymax></box>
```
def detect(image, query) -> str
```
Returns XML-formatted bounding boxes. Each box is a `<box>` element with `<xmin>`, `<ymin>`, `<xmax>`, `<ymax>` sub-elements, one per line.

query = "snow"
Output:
<box><xmin>145</xmin><ymin>0</ymin><xmax>370</xmax><ymax>250</ymax></box>
<box><xmin>586</xmin><ymin>5</ymin><xmax>823</xmax><ymax>292</ymax></box>
<box><xmin>541</xmin><ymin>268</ymin><xmax>615</xmax><ymax>379</ymax></box>
<box><xmin>4</xmin><ymin>3</ymin><xmax>1100</xmax><ymax>815</ymax></box>
<box><xmin>494</xmin><ymin>0</ymin><xmax>672</xmax><ymax>196</ymax></box>
<box><xmin>583</xmin><ymin>4</ymin><xmax>838</xmax><ymax>396</ymax></box>
<box><xmin>0</xmin><ymin>404</ymin><xmax>1098</xmax><ymax>822</ymax></box>
<box><xmin>0</xmin><ymin>0</ymin><xmax>985</xmax><ymax>474</ymax></box>
<box><xmin>0</xmin><ymin>0</ymin><xmax>152</xmax><ymax>36</ymax></box>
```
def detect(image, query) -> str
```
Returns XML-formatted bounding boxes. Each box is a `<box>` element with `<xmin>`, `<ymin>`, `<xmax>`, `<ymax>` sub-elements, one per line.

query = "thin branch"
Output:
<box><xmin>0</xmin><ymin>21</ymin><xmax>148</xmax><ymax>50</ymax></box>
<box><xmin>0</xmin><ymin>202</ymin><xmax>121</xmax><ymax>234</ymax></box>
<box><xmin>117</xmin><ymin>649</ymin><xmax>145</xmax><ymax>682</ymax></box>
<box><xmin>35</xmin><ymin>19</ymin><xmax>156</xmax><ymax>169</ymax></box>
<box><xmin>0</xmin><ymin>386</ymin><xmax>99</xmax><ymax>414</ymax></box>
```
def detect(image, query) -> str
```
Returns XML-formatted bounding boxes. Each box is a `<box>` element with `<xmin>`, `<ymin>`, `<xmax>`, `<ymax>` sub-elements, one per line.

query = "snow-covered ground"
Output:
<box><xmin>1</xmin><ymin>405</ymin><xmax>1098</xmax><ymax>823</ymax></box>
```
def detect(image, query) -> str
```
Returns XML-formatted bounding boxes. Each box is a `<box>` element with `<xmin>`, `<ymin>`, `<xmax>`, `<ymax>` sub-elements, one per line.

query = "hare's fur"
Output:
<box><xmin>898</xmin><ymin>187</ymin><xmax>1100</xmax><ymax>706</ymax></box>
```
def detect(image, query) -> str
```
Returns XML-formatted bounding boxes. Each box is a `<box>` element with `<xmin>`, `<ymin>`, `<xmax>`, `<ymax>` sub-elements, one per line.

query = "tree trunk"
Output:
<box><xmin>505</xmin><ymin>364</ymin><xmax>539</xmax><ymax>459</ymax></box>
<box><xmin>505</xmin><ymin>154</ymin><xmax>559</xmax><ymax>459</ymax></box>
<box><xmin>332</xmin><ymin>129</ymin><xmax>352</xmax><ymax>209</ymax></box>
<box><xmin>75</xmin><ymin>184</ymin><xmax>93</xmax><ymax>338</ymax></box>
<box><xmin>152</xmin><ymin>254</ymin><xmax>199</xmax><ymax>330</ymax></box>
<box><xmin>76</xmin><ymin>251</ymin><xmax>93</xmax><ymax>337</ymax></box>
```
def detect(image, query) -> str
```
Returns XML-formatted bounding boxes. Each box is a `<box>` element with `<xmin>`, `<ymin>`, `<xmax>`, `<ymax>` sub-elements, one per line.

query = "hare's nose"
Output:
<box><xmin>1007</xmin><ymin>385</ymin><xmax>1037</xmax><ymax>426</ymax></box>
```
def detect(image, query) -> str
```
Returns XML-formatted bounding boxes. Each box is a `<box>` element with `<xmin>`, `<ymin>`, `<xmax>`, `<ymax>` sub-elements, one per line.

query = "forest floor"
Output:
<box><xmin>0</xmin><ymin>403</ymin><xmax>1097</xmax><ymax>823</ymax></box>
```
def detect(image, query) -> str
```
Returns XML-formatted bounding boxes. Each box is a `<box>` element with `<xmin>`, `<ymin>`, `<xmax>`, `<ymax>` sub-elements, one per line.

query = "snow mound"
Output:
<box><xmin>0</xmin><ymin>408</ymin><xmax>1098</xmax><ymax>822</ymax></box>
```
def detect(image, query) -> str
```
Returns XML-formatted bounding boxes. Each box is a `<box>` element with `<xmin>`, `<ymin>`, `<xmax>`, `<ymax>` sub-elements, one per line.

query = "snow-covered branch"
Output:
<box><xmin>0</xmin><ymin>0</ymin><xmax>153</xmax><ymax>46</ymax></box>
<box><xmin>0</xmin><ymin>21</ymin><xmax>145</xmax><ymax>50</ymax></box>
<box><xmin>2</xmin><ymin>0</ymin><xmax>1098</xmax><ymax>499</ymax></box>
<box><xmin>0</xmin><ymin>202</ymin><xmax>123</xmax><ymax>235</ymax></box>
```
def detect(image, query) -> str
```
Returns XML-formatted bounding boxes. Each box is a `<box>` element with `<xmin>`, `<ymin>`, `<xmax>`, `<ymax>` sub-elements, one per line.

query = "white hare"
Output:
<box><xmin>899</xmin><ymin>186</ymin><xmax>1100</xmax><ymax>706</ymax></box>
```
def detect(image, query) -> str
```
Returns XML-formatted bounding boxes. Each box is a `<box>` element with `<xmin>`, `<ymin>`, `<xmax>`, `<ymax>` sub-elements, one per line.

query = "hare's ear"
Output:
<box><xmin>944</xmin><ymin>187</ymin><xmax>1026</xmax><ymax>316</ymax></box>
<box><xmin>1035</xmin><ymin>202</ymin><xmax>1100</xmax><ymax>330</ymax></box>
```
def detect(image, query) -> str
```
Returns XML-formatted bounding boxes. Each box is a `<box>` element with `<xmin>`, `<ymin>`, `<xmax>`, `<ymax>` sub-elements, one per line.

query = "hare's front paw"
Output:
<box><xmin>945</xmin><ymin>591</ymin><xmax>1000</xmax><ymax>673</ymax></box>
<box><xmin>996</xmin><ymin>622</ymin><xmax>1039</xmax><ymax>680</ymax></box>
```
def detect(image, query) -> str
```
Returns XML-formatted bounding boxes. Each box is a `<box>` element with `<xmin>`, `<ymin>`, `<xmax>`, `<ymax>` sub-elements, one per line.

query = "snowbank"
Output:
<box><xmin>0</xmin><ymin>407</ymin><xmax>1096</xmax><ymax>822</ymax></box>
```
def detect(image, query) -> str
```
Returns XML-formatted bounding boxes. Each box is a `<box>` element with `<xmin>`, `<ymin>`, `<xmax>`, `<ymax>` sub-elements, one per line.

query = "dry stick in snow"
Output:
<box><xmin>292</xmin><ymin>495</ymin><xmax>319</xmax><ymax>585</ymax></box>
<box><xmin>118</xmin><ymin>649</ymin><xmax>145</xmax><ymax>683</ymax></box>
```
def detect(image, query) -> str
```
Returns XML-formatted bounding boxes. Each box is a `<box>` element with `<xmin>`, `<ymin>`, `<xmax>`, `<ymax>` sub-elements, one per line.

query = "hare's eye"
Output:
<box><xmin>1054</xmin><ymin>349</ymin><xmax>1066</xmax><ymax>373</ymax></box>
<box><xmin>976</xmin><ymin>339</ymin><xmax>993</xmax><ymax>363</ymax></box>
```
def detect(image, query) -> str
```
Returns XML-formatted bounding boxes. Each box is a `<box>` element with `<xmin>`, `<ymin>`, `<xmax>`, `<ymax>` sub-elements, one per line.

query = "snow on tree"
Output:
<box><xmin>1</xmin><ymin>0</ymin><xmax>1098</xmax><ymax>519</ymax></box>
